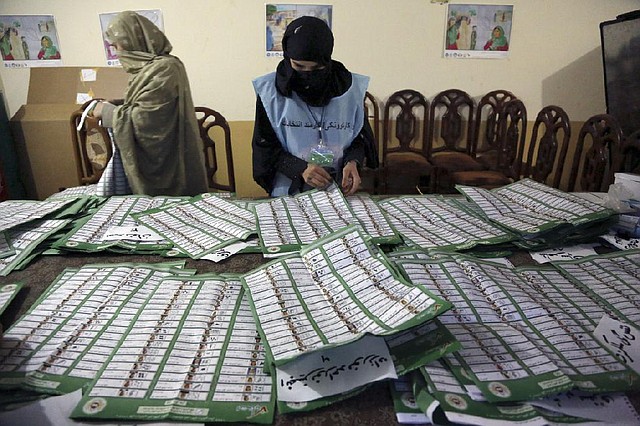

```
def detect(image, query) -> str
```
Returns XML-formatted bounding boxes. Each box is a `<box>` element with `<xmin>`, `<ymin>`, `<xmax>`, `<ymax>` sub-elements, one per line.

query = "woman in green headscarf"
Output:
<box><xmin>37</xmin><ymin>36</ymin><xmax>61</xmax><ymax>59</ymax></box>
<box><xmin>92</xmin><ymin>11</ymin><xmax>208</xmax><ymax>196</ymax></box>
<box><xmin>483</xmin><ymin>25</ymin><xmax>509</xmax><ymax>51</ymax></box>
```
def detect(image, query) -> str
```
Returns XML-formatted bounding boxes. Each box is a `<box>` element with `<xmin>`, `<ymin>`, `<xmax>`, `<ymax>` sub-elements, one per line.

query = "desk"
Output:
<box><xmin>0</xmin><ymin>250</ymin><xmax>638</xmax><ymax>425</ymax></box>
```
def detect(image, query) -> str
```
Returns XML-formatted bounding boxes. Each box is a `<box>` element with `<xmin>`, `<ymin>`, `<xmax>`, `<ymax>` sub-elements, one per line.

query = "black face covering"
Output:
<box><xmin>290</xmin><ymin>67</ymin><xmax>331</xmax><ymax>104</ymax></box>
<box><xmin>275</xmin><ymin>16</ymin><xmax>352</xmax><ymax>107</ymax></box>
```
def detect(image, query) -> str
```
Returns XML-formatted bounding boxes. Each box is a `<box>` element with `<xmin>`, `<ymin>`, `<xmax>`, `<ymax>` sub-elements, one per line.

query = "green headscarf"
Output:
<box><xmin>489</xmin><ymin>26</ymin><xmax>508</xmax><ymax>49</ymax></box>
<box><xmin>105</xmin><ymin>11</ymin><xmax>172</xmax><ymax>73</ymax></box>
<box><xmin>104</xmin><ymin>11</ymin><xmax>208</xmax><ymax>196</ymax></box>
<box><xmin>40</xmin><ymin>36</ymin><xmax>60</xmax><ymax>58</ymax></box>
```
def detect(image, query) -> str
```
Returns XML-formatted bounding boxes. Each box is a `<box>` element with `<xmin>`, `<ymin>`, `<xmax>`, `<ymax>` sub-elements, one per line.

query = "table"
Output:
<box><xmin>0</xmin><ymin>249</ymin><xmax>638</xmax><ymax>425</ymax></box>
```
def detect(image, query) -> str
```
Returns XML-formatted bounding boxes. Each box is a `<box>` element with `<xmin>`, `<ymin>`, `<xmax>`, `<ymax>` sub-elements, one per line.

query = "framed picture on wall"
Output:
<box><xmin>0</xmin><ymin>15</ymin><xmax>62</xmax><ymax>68</ymax></box>
<box><xmin>265</xmin><ymin>4</ymin><xmax>332</xmax><ymax>57</ymax></box>
<box><xmin>443</xmin><ymin>4</ymin><xmax>514</xmax><ymax>59</ymax></box>
<box><xmin>99</xmin><ymin>10</ymin><xmax>164</xmax><ymax>67</ymax></box>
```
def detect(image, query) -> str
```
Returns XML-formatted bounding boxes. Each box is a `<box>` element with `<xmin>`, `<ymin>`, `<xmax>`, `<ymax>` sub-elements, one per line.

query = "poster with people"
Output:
<box><xmin>265</xmin><ymin>4</ymin><xmax>332</xmax><ymax>57</ymax></box>
<box><xmin>0</xmin><ymin>15</ymin><xmax>62</xmax><ymax>68</ymax></box>
<box><xmin>99</xmin><ymin>10</ymin><xmax>164</xmax><ymax>66</ymax></box>
<box><xmin>443</xmin><ymin>4</ymin><xmax>513</xmax><ymax>59</ymax></box>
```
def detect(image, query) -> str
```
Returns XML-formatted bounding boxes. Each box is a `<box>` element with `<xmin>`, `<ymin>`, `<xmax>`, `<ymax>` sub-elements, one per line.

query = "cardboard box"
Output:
<box><xmin>10</xmin><ymin>67</ymin><xmax>129</xmax><ymax>199</ymax></box>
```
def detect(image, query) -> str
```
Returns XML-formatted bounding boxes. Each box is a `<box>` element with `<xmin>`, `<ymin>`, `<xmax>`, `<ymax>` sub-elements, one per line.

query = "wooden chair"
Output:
<box><xmin>364</xmin><ymin>91</ymin><xmax>381</xmax><ymax>152</ymax></box>
<box><xmin>195</xmin><ymin>106</ymin><xmax>236</xmax><ymax>193</ymax></box>
<box><xmin>70</xmin><ymin>102</ymin><xmax>112</xmax><ymax>185</ymax></box>
<box><xmin>380</xmin><ymin>89</ymin><xmax>431</xmax><ymax>194</ymax></box>
<box><xmin>360</xmin><ymin>91</ymin><xmax>382</xmax><ymax>194</ymax></box>
<box><xmin>568</xmin><ymin>114</ymin><xmax>623</xmax><ymax>192</ymax></box>
<box><xmin>450</xmin><ymin>99</ymin><xmax>527</xmax><ymax>189</ymax></box>
<box><xmin>616</xmin><ymin>129</ymin><xmax>640</xmax><ymax>174</ymax></box>
<box><xmin>522</xmin><ymin>105</ymin><xmax>571</xmax><ymax>188</ymax></box>
<box><xmin>472</xmin><ymin>89</ymin><xmax>518</xmax><ymax>169</ymax></box>
<box><xmin>428</xmin><ymin>89</ymin><xmax>483</xmax><ymax>193</ymax></box>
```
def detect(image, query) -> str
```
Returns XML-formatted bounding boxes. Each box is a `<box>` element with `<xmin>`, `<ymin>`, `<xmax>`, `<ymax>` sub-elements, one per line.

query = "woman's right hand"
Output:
<box><xmin>302</xmin><ymin>164</ymin><xmax>333</xmax><ymax>189</ymax></box>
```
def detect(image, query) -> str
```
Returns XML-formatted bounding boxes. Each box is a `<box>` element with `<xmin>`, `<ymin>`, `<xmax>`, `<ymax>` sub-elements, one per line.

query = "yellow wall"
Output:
<box><xmin>0</xmin><ymin>1</ymin><xmax>637</xmax><ymax>196</ymax></box>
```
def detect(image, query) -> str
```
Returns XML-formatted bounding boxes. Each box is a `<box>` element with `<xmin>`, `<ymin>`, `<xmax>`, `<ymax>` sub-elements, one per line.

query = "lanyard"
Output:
<box><xmin>305</xmin><ymin>104</ymin><xmax>326</xmax><ymax>143</ymax></box>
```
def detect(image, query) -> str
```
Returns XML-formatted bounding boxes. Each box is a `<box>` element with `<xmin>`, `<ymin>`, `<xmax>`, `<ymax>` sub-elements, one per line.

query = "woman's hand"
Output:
<box><xmin>91</xmin><ymin>101</ymin><xmax>104</xmax><ymax>119</ymax></box>
<box><xmin>302</xmin><ymin>164</ymin><xmax>332</xmax><ymax>189</ymax></box>
<box><xmin>341</xmin><ymin>160</ymin><xmax>361</xmax><ymax>196</ymax></box>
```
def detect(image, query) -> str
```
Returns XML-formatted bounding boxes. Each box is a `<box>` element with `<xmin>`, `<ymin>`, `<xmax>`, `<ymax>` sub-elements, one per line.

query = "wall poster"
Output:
<box><xmin>265</xmin><ymin>4</ymin><xmax>332</xmax><ymax>57</ymax></box>
<box><xmin>0</xmin><ymin>15</ymin><xmax>62</xmax><ymax>68</ymax></box>
<box><xmin>444</xmin><ymin>4</ymin><xmax>514</xmax><ymax>59</ymax></box>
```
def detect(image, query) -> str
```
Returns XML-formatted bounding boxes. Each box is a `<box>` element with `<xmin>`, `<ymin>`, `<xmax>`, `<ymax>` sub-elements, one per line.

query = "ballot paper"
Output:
<box><xmin>242</xmin><ymin>225</ymin><xmax>451</xmax><ymax>366</ymax></box>
<box><xmin>46</xmin><ymin>185</ymin><xmax>98</xmax><ymax>200</ymax></box>
<box><xmin>392</xmin><ymin>250</ymin><xmax>640</xmax><ymax>403</ymax></box>
<box><xmin>379</xmin><ymin>195</ymin><xmax>514</xmax><ymax>251</ymax></box>
<box><xmin>254</xmin><ymin>185</ymin><xmax>400</xmax><ymax>255</ymax></box>
<box><xmin>0</xmin><ymin>262</ymin><xmax>194</xmax><ymax>393</ymax></box>
<box><xmin>71</xmin><ymin>284</ymin><xmax>275</xmax><ymax>424</ymax></box>
<box><xmin>346</xmin><ymin>194</ymin><xmax>401</xmax><ymax>244</ymax></box>
<box><xmin>254</xmin><ymin>184</ymin><xmax>359</xmax><ymax>254</ymax></box>
<box><xmin>0</xmin><ymin>263</ymin><xmax>276</xmax><ymax>423</ymax></box>
<box><xmin>389</xmin><ymin>375</ymin><xmax>430</xmax><ymax>425</ymax></box>
<box><xmin>528</xmin><ymin>389</ymin><xmax>640</xmax><ymax>424</ymax></box>
<box><xmin>0</xmin><ymin>283</ymin><xmax>22</xmax><ymax>315</ymax></box>
<box><xmin>0</xmin><ymin>388</ymin><xmax>204</xmax><ymax>426</ymax></box>
<box><xmin>0</xmin><ymin>232</ymin><xmax>14</xmax><ymax>259</ymax></box>
<box><xmin>0</xmin><ymin>199</ymin><xmax>78</xmax><ymax>233</ymax></box>
<box><xmin>417</xmin><ymin>360</ymin><xmax>610</xmax><ymax>425</ymax></box>
<box><xmin>134</xmin><ymin>193</ymin><xmax>256</xmax><ymax>259</ymax></box>
<box><xmin>456</xmin><ymin>178</ymin><xmax>613</xmax><ymax>236</ymax></box>
<box><xmin>0</xmin><ymin>219</ymin><xmax>70</xmax><ymax>276</ymax></box>
<box><xmin>53</xmin><ymin>195</ymin><xmax>184</xmax><ymax>253</ymax></box>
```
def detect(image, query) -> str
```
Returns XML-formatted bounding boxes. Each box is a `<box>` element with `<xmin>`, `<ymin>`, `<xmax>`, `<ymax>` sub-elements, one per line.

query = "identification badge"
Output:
<box><xmin>308</xmin><ymin>140</ymin><xmax>334</xmax><ymax>167</ymax></box>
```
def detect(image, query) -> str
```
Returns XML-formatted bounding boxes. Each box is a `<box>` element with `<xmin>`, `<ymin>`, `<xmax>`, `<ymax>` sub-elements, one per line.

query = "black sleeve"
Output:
<box><xmin>252</xmin><ymin>97</ymin><xmax>308</xmax><ymax>194</ymax></box>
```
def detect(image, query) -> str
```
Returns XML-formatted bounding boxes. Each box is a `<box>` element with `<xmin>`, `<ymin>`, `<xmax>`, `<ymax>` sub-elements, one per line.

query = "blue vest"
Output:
<box><xmin>253</xmin><ymin>72</ymin><xmax>369</xmax><ymax>197</ymax></box>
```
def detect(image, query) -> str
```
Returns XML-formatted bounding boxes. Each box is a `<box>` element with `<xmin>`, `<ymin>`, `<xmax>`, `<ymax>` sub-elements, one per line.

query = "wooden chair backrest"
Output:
<box><xmin>195</xmin><ymin>106</ymin><xmax>236</xmax><ymax>193</ymax></box>
<box><xmin>382</xmin><ymin>89</ymin><xmax>430</xmax><ymax>163</ymax></box>
<box><xmin>428</xmin><ymin>88</ymin><xmax>475</xmax><ymax>156</ymax></box>
<box><xmin>495</xmin><ymin>99</ymin><xmax>528</xmax><ymax>180</ymax></box>
<box><xmin>471</xmin><ymin>89</ymin><xmax>517</xmax><ymax>157</ymax></box>
<box><xmin>523</xmin><ymin>105</ymin><xmax>571</xmax><ymax>188</ymax></box>
<box><xmin>568</xmin><ymin>113</ymin><xmax>623</xmax><ymax>192</ymax></box>
<box><xmin>70</xmin><ymin>105</ymin><xmax>112</xmax><ymax>185</ymax></box>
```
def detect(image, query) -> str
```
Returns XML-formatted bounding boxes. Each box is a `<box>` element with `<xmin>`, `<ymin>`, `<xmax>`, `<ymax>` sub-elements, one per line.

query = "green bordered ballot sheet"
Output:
<box><xmin>392</xmin><ymin>251</ymin><xmax>640</xmax><ymax>402</ymax></box>
<box><xmin>0</xmin><ymin>232</ymin><xmax>14</xmax><ymax>259</ymax></box>
<box><xmin>417</xmin><ymin>360</ymin><xmax>603</xmax><ymax>426</ymax></box>
<box><xmin>71</xmin><ymin>280</ymin><xmax>275</xmax><ymax>424</ymax></box>
<box><xmin>379</xmin><ymin>195</ymin><xmax>514</xmax><ymax>251</ymax></box>
<box><xmin>0</xmin><ymin>262</ymin><xmax>193</xmax><ymax>393</ymax></box>
<box><xmin>53</xmin><ymin>196</ymin><xmax>186</xmax><ymax>254</ymax></box>
<box><xmin>0</xmin><ymin>198</ymin><xmax>80</xmax><ymax>233</ymax></box>
<box><xmin>255</xmin><ymin>185</ymin><xmax>400</xmax><ymax>255</ymax></box>
<box><xmin>0</xmin><ymin>282</ymin><xmax>22</xmax><ymax>316</ymax></box>
<box><xmin>134</xmin><ymin>193</ymin><xmax>256</xmax><ymax>259</ymax></box>
<box><xmin>0</xmin><ymin>219</ymin><xmax>70</xmax><ymax>276</ymax></box>
<box><xmin>456</xmin><ymin>178</ymin><xmax>613</xmax><ymax>236</ymax></box>
<box><xmin>242</xmin><ymin>224</ymin><xmax>451</xmax><ymax>367</ymax></box>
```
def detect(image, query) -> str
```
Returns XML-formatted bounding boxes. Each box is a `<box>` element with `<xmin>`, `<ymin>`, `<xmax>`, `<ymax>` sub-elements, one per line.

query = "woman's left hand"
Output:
<box><xmin>91</xmin><ymin>101</ymin><xmax>104</xmax><ymax>119</ymax></box>
<box><xmin>341</xmin><ymin>160</ymin><xmax>361</xmax><ymax>196</ymax></box>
